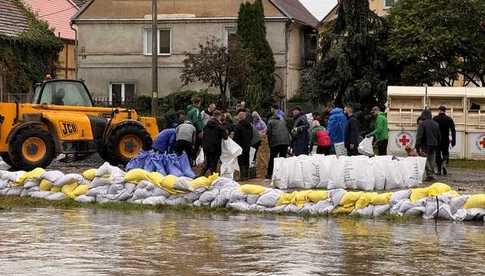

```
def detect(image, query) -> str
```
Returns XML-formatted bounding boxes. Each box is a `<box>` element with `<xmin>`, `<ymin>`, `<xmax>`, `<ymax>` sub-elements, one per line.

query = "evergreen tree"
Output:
<box><xmin>237</xmin><ymin>0</ymin><xmax>276</xmax><ymax>107</ymax></box>
<box><xmin>308</xmin><ymin>0</ymin><xmax>396</xmax><ymax>113</ymax></box>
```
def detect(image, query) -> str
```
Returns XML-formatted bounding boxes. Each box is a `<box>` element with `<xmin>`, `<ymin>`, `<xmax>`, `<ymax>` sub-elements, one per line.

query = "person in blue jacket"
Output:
<box><xmin>327</xmin><ymin>107</ymin><xmax>347</xmax><ymax>150</ymax></box>
<box><xmin>152</xmin><ymin>128</ymin><xmax>176</xmax><ymax>153</ymax></box>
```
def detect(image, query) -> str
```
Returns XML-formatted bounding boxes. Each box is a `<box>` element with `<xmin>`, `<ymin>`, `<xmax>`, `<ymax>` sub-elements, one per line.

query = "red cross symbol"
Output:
<box><xmin>480</xmin><ymin>137</ymin><xmax>485</xmax><ymax>149</ymax></box>
<box><xmin>399</xmin><ymin>135</ymin><xmax>410</xmax><ymax>146</ymax></box>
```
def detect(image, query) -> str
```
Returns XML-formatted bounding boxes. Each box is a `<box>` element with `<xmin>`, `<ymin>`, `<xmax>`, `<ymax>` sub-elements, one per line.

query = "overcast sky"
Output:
<box><xmin>300</xmin><ymin>0</ymin><xmax>338</xmax><ymax>20</ymax></box>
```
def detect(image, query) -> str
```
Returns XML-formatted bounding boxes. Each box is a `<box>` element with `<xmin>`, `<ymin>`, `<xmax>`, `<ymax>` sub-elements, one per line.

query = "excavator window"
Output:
<box><xmin>33</xmin><ymin>80</ymin><xmax>93</xmax><ymax>107</ymax></box>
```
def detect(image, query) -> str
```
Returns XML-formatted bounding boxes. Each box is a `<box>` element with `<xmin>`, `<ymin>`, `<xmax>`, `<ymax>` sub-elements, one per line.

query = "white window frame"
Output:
<box><xmin>383</xmin><ymin>0</ymin><xmax>395</xmax><ymax>9</ymax></box>
<box><xmin>143</xmin><ymin>28</ymin><xmax>172</xmax><ymax>56</ymax></box>
<box><xmin>109</xmin><ymin>82</ymin><xmax>136</xmax><ymax>104</ymax></box>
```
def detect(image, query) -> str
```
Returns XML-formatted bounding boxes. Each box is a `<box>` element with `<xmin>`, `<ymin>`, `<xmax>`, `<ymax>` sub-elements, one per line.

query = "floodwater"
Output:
<box><xmin>0</xmin><ymin>208</ymin><xmax>484</xmax><ymax>276</ymax></box>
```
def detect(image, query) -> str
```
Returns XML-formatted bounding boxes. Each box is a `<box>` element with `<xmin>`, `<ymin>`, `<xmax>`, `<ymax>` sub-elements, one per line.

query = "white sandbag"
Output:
<box><xmin>183</xmin><ymin>191</ymin><xmax>203</xmax><ymax>203</ymax></box>
<box><xmin>404</xmin><ymin>206</ymin><xmax>425</xmax><ymax>216</ymax></box>
<box><xmin>228</xmin><ymin>201</ymin><xmax>251</xmax><ymax>212</ymax></box>
<box><xmin>311</xmin><ymin>199</ymin><xmax>334</xmax><ymax>215</ymax></box>
<box><xmin>54</xmin><ymin>173</ymin><xmax>84</xmax><ymax>187</ymax></box>
<box><xmin>143</xmin><ymin>196</ymin><xmax>167</xmax><ymax>205</ymax></box>
<box><xmin>196</xmin><ymin>148</ymin><xmax>205</xmax><ymax>166</ymax></box>
<box><xmin>298</xmin><ymin>203</ymin><xmax>315</xmax><ymax>214</ymax></box>
<box><xmin>398</xmin><ymin>200</ymin><xmax>418</xmax><ymax>215</ymax></box>
<box><xmin>390</xmin><ymin>189</ymin><xmax>411</xmax><ymax>205</ymax></box>
<box><xmin>256</xmin><ymin>189</ymin><xmax>283</xmax><ymax>208</ymax></box>
<box><xmin>6</xmin><ymin>187</ymin><xmax>23</xmax><ymax>196</ymax></box>
<box><xmin>397</xmin><ymin>157</ymin><xmax>426</xmax><ymax>188</ymax></box>
<box><xmin>192</xmin><ymin>200</ymin><xmax>202</xmax><ymax>207</ymax></box>
<box><xmin>86</xmin><ymin>186</ymin><xmax>108</xmax><ymax>197</ymax></box>
<box><xmin>151</xmin><ymin>187</ymin><xmax>170</xmax><ymax>198</ymax></box>
<box><xmin>328</xmin><ymin>157</ymin><xmax>345</xmax><ymax>190</ymax></box>
<box><xmin>461</xmin><ymin>208</ymin><xmax>485</xmax><ymax>221</ymax></box>
<box><xmin>96</xmin><ymin>162</ymin><xmax>125</xmax><ymax>178</ymax></box>
<box><xmin>220</xmin><ymin>138</ymin><xmax>242</xmax><ymax>179</ymax></box>
<box><xmin>30</xmin><ymin>191</ymin><xmax>52</xmax><ymax>199</ymax></box>
<box><xmin>75</xmin><ymin>195</ymin><xmax>96</xmax><ymax>203</ymax></box>
<box><xmin>246</xmin><ymin>194</ymin><xmax>260</xmax><ymax>205</ymax></box>
<box><xmin>286</xmin><ymin>157</ymin><xmax>304</xmax><ymax>189</ymax></box>
<box><xmin>229</xmin><ymin>188</ymin><xmax>247</xmax><ymax>203</ymax></box>
<box><xmin>0</xmin><ymin>179</ymin><xmax>7</xmax><ymax>189</ymax></box>
<box><xmin>41</xmin><ymin>170</ymin><xmax>64</xmax><ymax>183</ymax></box>
<box><xmin>373</xmin><ymin>204</ymin><xmax>390</xmax><ymax>217</ymax></box>
<box><xmin>165</xmin><ymin>196</ymin><xmax>187</xmax><ymax>206</ymax></box>
<box><xmin>247</xmin><ymin>204</ymin><xmax>266</xmax><ymax>212</ymax></box>
<box><xmin>210</xmin><ymin>187</ymin><xmax>232</xmax><ymax>208</ymax></box>
<box><xmin>46</xmin><ymin>192</ymin><xmax>66</xmax><ymax>201</ymax></box>
<box><xmin>329</xmin><ymin>189</ymin><xmax>346</xmax><ymax>206</ymax></box>
<box><xmin>174</xmin><ymin>177</ymin><xmax>194</xmax><ymax>192</ymax></box>
<box><xmin>1</xmin><ymin>171</ymin><xmax>26</xmax><ymax>182</ymax></box>
<box><xmin>450</xmin><ymin>195</ymin><xmax>469</xmax><ymax>213</ymax></box>
<box><xmin>266</xmin><ymin>205</ymin><xmax>287</xmax><ymax>213</ymax></box>
<box><xmin>354</xmin><ymin>205</ymin><xmax>374</xmax><ymax>217</ymax></box>
<box><xmin>23</xmin><ymin>180</ymin><xmax>39</xmax><ymax>189</ymax></box>
<box><xmin>28</xmin><ymin>186</ymin><xmax>40</xmax><ymax>193</ymax></box>
<box><xmin>212</xmin><ymin>178</ymin><xmax>239</xmax><ymax>190</ymax></box>
<box><xmin>384</xmin><ymin>159</ymin><xmax>404</xmax><ymax>190</ymax></box>
<box><xmin>371</xmin><ymin>156</ymin><xmax>392</xmax><ymax>190</ymax></box>
<box><xmin>199</xmin><ymin>189</ymin><xmax>219</xmax><ymax>205</ymax></box>
<box><xmin>131</xmin><ymin>187</ymin><xmax>150</xmax><ymax>201</ymax></box>
<box><xmin>107</xmin><ymin>183</ymin><xmax>125</xmax><ymax>195</ymax></box>
<box><xmin>358</xmin><ymin>137</ymin><xmax>374</xmax><ymax>156</ymax></box>
<box><xmin>340</xmin><ymin>156</ymin><xmax>375</xmax><ymax>191</ymax></box>
<box><xmin>272</xmin><ymin>157</ymin><xmax>288</xmax><ymax>189</ymax></box>
<box><xmin>90</xmin><ymin>177</ymin><xmax>111</xmax><ymax>188</ymax></box>
<box><xmin>284</xmin><ymin>204</ymin><xmax>301</xmax><ymax>213</ymax></box>
<box><xmin>314</xmin><ymin>155</ymin><xmax>336</xmax><ymax>189</ymax></box>
<box><xmin>298</xmin><ymin>155</ymin><xmax>316</xmax><ymax>189</ymax></box>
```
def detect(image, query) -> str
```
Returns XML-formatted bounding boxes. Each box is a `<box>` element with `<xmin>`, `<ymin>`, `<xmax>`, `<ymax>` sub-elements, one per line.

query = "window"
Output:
<box><xmin>36</xmin><ymin>81</ymin><xmax>92</xmax><ymax>107</ymax></box>
<box><xmin>225</xmin><ymin>27</ymin><xmax>237</xmax><ymax>47</ymax></box>
<box><xmin>109</xmin><ymin>83</ymin><xmax>135</xmax><ymax>106</ymax></box>
<box><xmin>144</xmin><ymin>28</ymin><xmax>172</xmax><ymax>55</ymax></box>
<box><xmin>384</xmin><ymin>0</ymin><xmax>395</xmax><ymax>9</ymax></box>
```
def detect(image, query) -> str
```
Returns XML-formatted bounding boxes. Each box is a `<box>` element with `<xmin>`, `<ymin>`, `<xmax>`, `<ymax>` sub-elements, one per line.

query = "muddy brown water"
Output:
<box><xmin>0</xmin><ymin>208</ymin><xmax>484</xmax><ymax>276</ymax></box>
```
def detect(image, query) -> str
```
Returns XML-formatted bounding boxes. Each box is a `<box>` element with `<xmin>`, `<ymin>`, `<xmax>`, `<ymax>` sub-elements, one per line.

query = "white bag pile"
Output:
<box><xmin>0</xmin><ymin>164</ymin><xmax>484</xmax><ymax>222</ymax></box>
<box><xmin>272</xmin><ymin>155</ymin><xmax>426</xmax><ymax>191</ymax></box>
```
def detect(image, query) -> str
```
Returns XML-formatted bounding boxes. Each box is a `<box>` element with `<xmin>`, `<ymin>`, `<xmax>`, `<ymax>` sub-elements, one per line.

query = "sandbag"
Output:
<box><xmin>91</xmin><ymin>177</ymin><xmax>111</xmax><ymax>188</ymax></box>
<box><xmin>18</xmin><ymin>168</ymin><xmax>45</xmax><ymax>184</ymax></box>
<box><xmin>199</xmin><ymin>189</ymin><xmax>219</xmax><ymax>205</ymax></box>
<box><xmin>371</xmin><ymin>156</ymin><xmax>392</xmax><ymax>190</ymax></box>
<box><xmin>196</xmin><ymin>148</ymin><xmax>205</xmax><ymax>166</ymax></box>
<box><xmin>124</xmin><ymin>168</ymin><xmax>150</xmax><ymax>183</ymax></box>
<box><xmin>42</xmin><ymin>170</ymin><xmax>64</xmax><ymax>183</ymax></box>
<box><xmin>398</xmin><ymin>157</ymin><xmax>426</xmax><ymax>188</ymax></box>
<box><xmin>256</xmin><ymin>189</ymin><xmax>283</xmax><ymax>208</ymax></box>
<box><xmin>390</xmin><ymin>189</ymin><xmax>411</xmax><ymax>205</ymax></box>
<box><xmin>328</xmin><ymin>157</ymin><xmax>345</xmax><ymax>190</ymax></box>
<box><xmin>55</xmin><ymin>174</ymin><xmax>84</xmax><ymax>187</ymax></box>
<box><xmin>46</xmin><ymin>192</ymin><xmax>66</xmax><ymax>201</ymax></box>
<box><xmin>82</xmin><ymin>169</ymin><xmax>97</xmax><ymax>181</ymax></box>
<box><xmin>371</xmin><ymin>192</ymin><xmax>393</xmax><ymax>206</ymax></box>
<box><xmin>30</xmin><ymin>191</ymin><xmax>52</xmax><ymax>199</ymax></box>
<box><xmin>126</xmin><ymin>150</ymin><xmax>151</xmax><ymax>171</ymax></box>
<box><xmin>329</xmin><ymin>189</ymin><xmax>346</xmax><ymax>206</ymax></box>
<box><xmin>39</xmin><ymin>180</ymin><xmax>53</xmax><ymax>191</ymax></box>
<box><xmin>142</xmin><ymin>196</ymin><xmax>166</xmax><ymax>205</ymax></box>
<box><xmin>96</xmin><ymin>162</ymin><xmax>125</xmax><ymax>178</ymax></box>
<box><xmin>176</xmin><ymin>152</ymin><xmax>196</xmax><ymax>178</ymax></box>
<box><xmin>410</xmin><ymin>187</ymin><xmax>430</xmax><ymax>203</ymax></box>
<box><xmin>373</xmin><ymin>204</ymin><xmax>390</xmax><ymax>217</ymax></box>
<box><xmin>358</xmin><ymin>137</ymin><xmax>374</xmax><ymax>156</ymax></box>
<box><xmin>311</xmin><ymin>200</ymin><xmax>334</xmax><ymax>215</ymax></box>
<box><xmin>307</xmin><ymin>190</ymin><xmax>329</xmax><ymax>203</ymax></box>
<box><xmin>173</xmin><ymin>177</ymin><xmax>193</xmax><ymax>192</ymax></box>
<box><xmin>61</xmin><ymin>182</ymin><xmax>80</xmax><ymax>199</ymax></box>
<box><xmin>159</xmin><ymin>175</ymin><xmax>178</xmax><ymax>194</ymax></box>
<box><xmin>87</xmin><ymin>186</ymin><xmax>108</xmax><ymax>197</ymax></box>
<box><xmin>271</xmin><ymin>157</ymin><xmax>288</xmax><ymax>189</ymax></box>
<box><xmin>228</xmin><ymin>201</ymin><xmax>251</xmax><ymax>212</ymax></box>
<box><xmin>165</xmin><ymin>196</ymin><xmax>187</xmax><ymax>206</ymax></box>
<box><xmin>163</xmin><ymin>154</ymin><xmax>184</xmax><ymax>177</ymax></box>
<box><xmin>1</xmin><ymin>171</ymin><xmax>26</xmax><ymax>182</ymax></box>
<box><xmin>145</xmin><ymin>172</ymin><xmax>165</xmax><ymax>186</ymax></box>
<box><xmin>50</xmin><ymin>186</ymin><xmax>62</xmax><ymax>193</ymax></box>
<box><xmin>384</xmin><ymin>159</ymin><xmax>404</xmax><ymax>190</ymax></box>
<box><xmin>427</xmin><ymin>183</ymin><xmax>452</xmax><ymax>197</ymax></box>
<box><xmin>75</xmin><ymin>195</ymin><xmax>96</xmax><ymax>203</ymax></box>
<box><xmin>286</xmin><ymin>157</ymin><xmax>304</xmax><ymax>189</ymax></box>
<box><xmin>464</xmin><ymin>194</ymin><xmax>485</xmax><ymax>209</ymax></box>
<box><xmin>240</xmin><ymin>184</ymin><xmax>266</xmax><ymax>195</ymax></box>
<box><xmin>23</xmin><ymin>180</ymin><xmax>39</xmax><ymax>189</ymax></box>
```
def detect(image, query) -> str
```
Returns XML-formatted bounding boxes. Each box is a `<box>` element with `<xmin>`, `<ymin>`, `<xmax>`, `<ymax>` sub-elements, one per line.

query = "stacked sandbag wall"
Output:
<box><xmin>0</xmin><ymin>163</ymin><xmax>484</xmax><ymax>222</ymax></box>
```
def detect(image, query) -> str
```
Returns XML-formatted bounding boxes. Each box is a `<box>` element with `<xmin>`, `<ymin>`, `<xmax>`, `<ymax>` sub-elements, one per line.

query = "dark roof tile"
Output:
<box><xmin>272</xmin><ymin>0</ymin><xmax>319</xmax><ymax>27</ymax></box>
<box><xmin>0</xmin><ymin>0</ymin><xmax>29</xmax><ymax>37</ymax></box>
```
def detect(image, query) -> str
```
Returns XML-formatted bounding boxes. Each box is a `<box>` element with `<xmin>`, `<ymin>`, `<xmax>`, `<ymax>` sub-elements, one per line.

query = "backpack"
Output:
<box><xmin>315</xmin><ymin>129</ymin><xmax>331</xmax><ymax>147</ymax></box>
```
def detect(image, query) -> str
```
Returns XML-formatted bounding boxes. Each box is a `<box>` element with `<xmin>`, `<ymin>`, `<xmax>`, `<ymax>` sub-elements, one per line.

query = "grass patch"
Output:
<box><xmin>448</xmin><ymin>159</ymin><xmax>485</xmax><ymax>170</ymax></box>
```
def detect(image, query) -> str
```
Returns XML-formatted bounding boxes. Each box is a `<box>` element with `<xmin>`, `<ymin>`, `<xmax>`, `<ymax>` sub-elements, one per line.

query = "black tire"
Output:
<box><xmin>104</xmin><ymin>124</ymin><xmax>152</xmax><ymax>166</ymax></box>
<box><xmin>9</xmin><ymin>127</ymin><xmax>56</xmax><ymax>171</ymax></box>
<box><xmin>1</xmin><ymin>152</ymin><xmax>14</xmax><ymax>167</ymax></box>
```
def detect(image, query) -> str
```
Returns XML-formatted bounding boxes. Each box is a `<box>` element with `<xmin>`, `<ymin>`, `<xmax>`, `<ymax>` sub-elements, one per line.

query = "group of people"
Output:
<box><xmin>415</xmin><ymin>106</ymin><xmax>456</xmax><ymax>181</ymax></box>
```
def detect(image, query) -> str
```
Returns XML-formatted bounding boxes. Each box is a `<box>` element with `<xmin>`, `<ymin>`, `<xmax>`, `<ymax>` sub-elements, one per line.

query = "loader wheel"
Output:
<box><xmin>1</xmin><ymin>153</ymin><xmax>14</xmax><ymax>167</ymax></box>
<box><xmin>106</xmin><ymin>125</ymin><xmax>152</xmax><ymax>165</ymax></box>
<box><xmin>10</xmin><ymin>128</ymin><xmax>56</xmax><ymax>170</ymax></box>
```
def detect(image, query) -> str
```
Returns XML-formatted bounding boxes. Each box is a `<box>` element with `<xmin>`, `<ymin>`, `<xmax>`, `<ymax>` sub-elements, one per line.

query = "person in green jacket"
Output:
<box><xmin>368</xmin><ymin>106</ymin><xmax>389</xmax><ymax>156</ymax></box>
<box><xmin>186</xmin><ymin>97</ymin><xmax>203</xmax><ymax>132</ymax></box>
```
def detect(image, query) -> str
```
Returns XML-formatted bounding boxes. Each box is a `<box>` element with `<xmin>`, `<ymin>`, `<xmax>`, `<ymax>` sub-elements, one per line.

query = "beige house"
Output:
<box><xmin>71</xmin><ymin>0</ymin><xmax>318</xmax><ymax>104</ymax></box>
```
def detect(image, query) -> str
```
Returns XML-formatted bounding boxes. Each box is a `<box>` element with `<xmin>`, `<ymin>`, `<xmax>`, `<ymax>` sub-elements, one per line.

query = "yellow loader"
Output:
<box><xmin>0</xmin><ymin>79</ymin><xmax>159</xmax><ymax>170</ymax></box>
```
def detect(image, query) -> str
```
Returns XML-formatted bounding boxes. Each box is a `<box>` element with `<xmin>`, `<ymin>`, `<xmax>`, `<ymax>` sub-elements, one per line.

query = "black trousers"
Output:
<box><xmin>266</xmin><ymin>145</ymin><xmax>288</xmax><ymax>178</ymax></box>
<box><xmin>376</xmin><ymin>140</ymin><xmax>388</xmax><ymax>156</ymax></box>
<box><xmin>175</xmin><ymin>140</ymin><xmax>193</xmax><ymax>164</ymax></box>
<box><xmin>238</xmin><ymin>147</ymin><xmax>251</xmax><ymax>167</ymax></box>
<box><xmin>201</xmin><ymin>150</ymin><xmax>220</xmax><ymax>176</ymax></box>
<box><xmin>252</xmin><ymin>141</ymin><xmax>261</xmax><ymax>162</ymax></box>
<box><xmin>316</xmin><ymin>146</ymin><xmax>331</xmax><ymax>155</ymax></box>
<box><xmin>436</xmin><ymin>144</ymin><xmax>450</xmax><ymax>172</ymax></box>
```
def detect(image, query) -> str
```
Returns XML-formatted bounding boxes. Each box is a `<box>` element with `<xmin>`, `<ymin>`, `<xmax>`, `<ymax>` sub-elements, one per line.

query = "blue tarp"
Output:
<box><xmin>126</xmin><ymin>150</ymin><xmax>195</xmax><ymax>178</ymax></box>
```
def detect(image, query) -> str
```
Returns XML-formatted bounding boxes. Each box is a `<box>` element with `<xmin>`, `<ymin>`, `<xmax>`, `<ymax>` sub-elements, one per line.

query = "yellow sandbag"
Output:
<box><xmin>410</xmin><ymin>187</ymin><xmax>429</xmax><ymax>203</ymax></box>
<box><xmin>240</xmin><ymin>184</ymin><xmax>266</xmax><ymax>195</ymax></box>
<box><xmin>447</xmin><ymin>190</ymin><xmax>460</xmax><ymax>198</ymax></box>
<box><xmin>307</xmin><ymin>190</ymin><xmax>329</xmax><ymax>203</ymax></box>
<box><xmin>463</xmin><ymin>194</ymin><xmax>485</xmax><ymax>209</ymax></box>
<box><xmin>190</xmin><ymin>176</ymin><xmax>211</xmax><ymax>190</ymax></box>
<box><xmin>355</xmin><ymin>193</ymin><xmax>378</xmax><ymax>210</ymax></box>
<box><xmin>51</xmin><ymin>186</ymin><xmax>61</xmax><ymax>193</ymax></box>
<box><xmin>146</xmin><ymin>172</ymin><xmax>165</xmax><ymax>186</ymax></box>
<box><xmin>17</xmin><ymin>168</ymin><xmax>45</xmax><ymax>184</ymax></box>
<box><xmin>61</xmin><ymin>182</ymin><xmax>79</xmax><ymax>199</ymax></box>
<box><xmin>39</xmin><ymin>179</ymin><xmax>53</xmax><ymax>191</ymax></box>
<box><xmin>292</xmin><ymin>191</ymin><xmax>311</xmax><ymax>207</ymax></box>
<box><xmin>427</xmin><ymin>183</ymin><xmax>452</xmax><ymax>197</ymax></box>
<box><xmin>334</xmin><ymin>206</ymin><xmax>354</xmax><ymax>214</ymax></box>
<box><xmin>277</xmin><ymin>192</ymin><xmax>294</xmax><ymax>206</ymax></box>
<box><xmin>73</xmin><ymin>184</ymin><xmax>89</xmax><ymax>197</ymax></box>
<box><xmin>208</xmin><ymin>173</ymin><xmax>219</xmax><ymax>184</ymax></box>
<box><xmin>160</xmin><ymin>175</ymin><xmax>177</xmax><ymax>190</ymax></box>
<box><xmin>371</xmin><ymin>192</ymin><xmax>393</xmax><ymax>205</ymax></box>
<box><xmin>339</xmin><ymin>192</ymin><xmax>363</xmax><ymax>208</ymax></box>
<box><xmin>82</xmin><ymin>169</ymin><xmax>97</xmax><ymax>181</ymax></box>
<box><xmin>124</xmin><ymin>168</ymin><xmax>150</xmax><ymax>183</ymax></box>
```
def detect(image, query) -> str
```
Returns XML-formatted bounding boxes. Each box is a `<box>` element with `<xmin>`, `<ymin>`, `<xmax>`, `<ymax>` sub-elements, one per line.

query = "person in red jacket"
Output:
<box><xmin>310</xmin><ymin>121</ymin><xmax>332</xmax><ymax>155</ymax></box>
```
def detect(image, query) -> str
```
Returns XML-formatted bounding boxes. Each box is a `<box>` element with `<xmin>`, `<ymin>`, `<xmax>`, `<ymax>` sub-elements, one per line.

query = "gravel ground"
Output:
<box><xmin>46</xmin><ymin>153</ymin><xmax>485</xmax><ymax>194</ymax></box>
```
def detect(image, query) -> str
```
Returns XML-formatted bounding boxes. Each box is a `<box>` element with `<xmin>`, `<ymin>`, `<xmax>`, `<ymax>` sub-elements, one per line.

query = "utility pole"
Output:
<box><xmin>151</xmin><ymin>0</ymin><xmax>158</xmax><ymax>117</ymax></box>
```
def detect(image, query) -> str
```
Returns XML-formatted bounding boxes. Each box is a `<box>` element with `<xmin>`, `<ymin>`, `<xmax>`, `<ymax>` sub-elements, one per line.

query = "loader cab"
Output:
<box><xmin>33</xmin><ymin>80</ymin><xmax>94</xmax><ymax>107</ymax></box>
